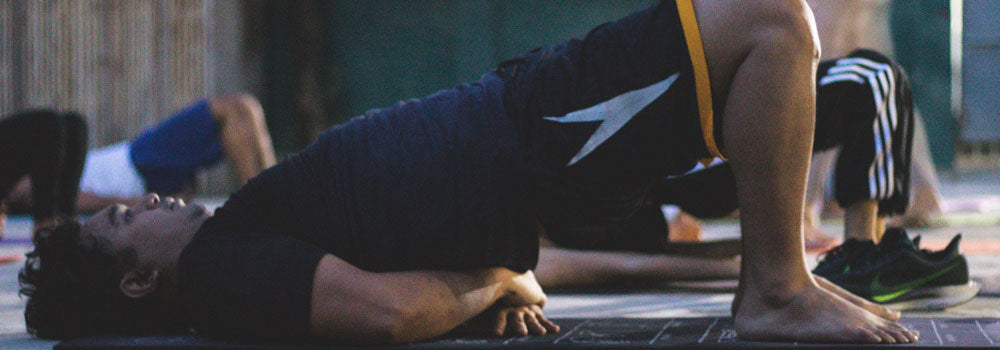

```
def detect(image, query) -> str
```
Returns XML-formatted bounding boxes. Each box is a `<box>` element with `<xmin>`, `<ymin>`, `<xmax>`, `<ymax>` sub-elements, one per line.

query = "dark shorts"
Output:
<box><xmin>497</xmin><ymin>0</ymin><xmax>719</xmax><ymax>251</ymax></box>
<box><xmin>129</xmin><ymin>99</ymin><xmax>223</xmax><ymax>194</ymax></box>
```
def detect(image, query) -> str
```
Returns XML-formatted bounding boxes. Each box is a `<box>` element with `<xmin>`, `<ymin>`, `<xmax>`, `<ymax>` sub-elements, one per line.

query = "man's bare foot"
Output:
<box><xmin>814</xmin><ymin>275</ymin><xmax>900</xmax><ymax>321</ymax></box>
<box><xmin>668</xmin><ymin>211</ymin><xmax>703</xmax><ymax>243</ymax></box>
<box><xmin>735</xmin><ymin>282</ymin><xmax>917</xmax><ymax>343</ymax></box>
<box><xmin>803</xmin><ymin>224</ymin><xmax>837</xmax><ymax>253</ymax></box>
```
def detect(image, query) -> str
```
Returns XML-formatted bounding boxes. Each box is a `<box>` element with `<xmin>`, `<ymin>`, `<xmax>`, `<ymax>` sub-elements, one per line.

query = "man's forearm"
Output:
<box><xmin>309</xmin><ymin>255</ymin><xmax>520</xmax><ymax>344</ymax></box>
<box><xmin>387</xmin><ymin>268</ymin><xmax>519</xmax><ymax>342</ymax></box>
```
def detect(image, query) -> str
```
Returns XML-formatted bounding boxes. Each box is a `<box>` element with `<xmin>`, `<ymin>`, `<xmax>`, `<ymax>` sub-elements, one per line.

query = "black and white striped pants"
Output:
<box><xmin>814</xmin><ymin>48</ymin><xmax>914</xmax><ymax>216</ymax></box>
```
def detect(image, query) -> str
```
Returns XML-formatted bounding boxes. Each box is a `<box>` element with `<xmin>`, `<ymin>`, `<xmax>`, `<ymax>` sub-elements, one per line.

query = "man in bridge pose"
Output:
<box><xmin>21</xmin><ymin>0</ymin><xmax>916</xmax><ymax>344</ymax></box>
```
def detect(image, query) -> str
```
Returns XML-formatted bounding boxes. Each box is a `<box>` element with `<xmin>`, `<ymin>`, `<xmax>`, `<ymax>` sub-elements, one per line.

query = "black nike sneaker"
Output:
<box><xmin>812</xmin><ymin>238</ymin><xmax>878</xmax><ymax>278</ymax></box>
<box><xmin>823</xmin><ymin>228</ymin><xmax>980</xmax><ymax>310</ymax></box>
<box><xmin>812</xmin><ymin>235</ymin><xmax>924</xmax><ymax>278</ymax></box>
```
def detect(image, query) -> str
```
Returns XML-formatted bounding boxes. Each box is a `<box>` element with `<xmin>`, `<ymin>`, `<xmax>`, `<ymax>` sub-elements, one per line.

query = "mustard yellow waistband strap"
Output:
<box><xmin>676</xmin><ymin>0</ymin><xmax>725</xmax><ymax>161</ymax></box>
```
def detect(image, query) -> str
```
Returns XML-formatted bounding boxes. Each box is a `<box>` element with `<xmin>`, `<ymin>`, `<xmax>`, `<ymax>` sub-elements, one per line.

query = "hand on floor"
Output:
<box><xmin>465</xmin><ymin>304</ymin><xmax>560</xmax><ymax>337</ymax></box>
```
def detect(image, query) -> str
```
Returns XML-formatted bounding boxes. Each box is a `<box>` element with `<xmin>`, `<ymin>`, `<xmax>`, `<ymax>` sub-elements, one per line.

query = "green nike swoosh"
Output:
<box><xmin>870</xmin><ymin>260</ymin><xmax>962</xmax><ymax>303</ymax></box>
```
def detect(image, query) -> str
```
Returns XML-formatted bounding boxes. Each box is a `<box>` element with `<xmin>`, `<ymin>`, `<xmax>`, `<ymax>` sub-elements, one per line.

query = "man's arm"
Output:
<box><xmin>308</xmin><ymin>254</ymin><xmax>552</xmax><ymax>344</ymax></box>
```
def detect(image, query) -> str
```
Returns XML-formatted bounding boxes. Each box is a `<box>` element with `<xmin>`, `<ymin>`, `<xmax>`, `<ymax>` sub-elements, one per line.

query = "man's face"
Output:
<box><xmin>82</xmin><ymin>193</ymin><xmax>211</xmax><ymax>271</ymax></box>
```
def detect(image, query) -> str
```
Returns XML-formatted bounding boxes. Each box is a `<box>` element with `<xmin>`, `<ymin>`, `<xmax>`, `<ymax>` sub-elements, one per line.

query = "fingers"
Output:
<box><xmin>531</xmin><ymin>305</ymin><xmax>561</xmax><ymax>334</ymax></box>
<box><xmin>493</xmin><ymin>305</ymin><xmax>560</xmax><ymax>337</ymax></box>
<box><xmin>523</xmin><ymin>311</ymin><xmax>546</xmax><ymax>335</ymax></box>
<box><xmin>494</xmin><ymin>308</ymin><xmax>508</xmax><ymax>335</ymax></box>
<box><xmin>510</xmin><ymin>309</ymin><xmax>529</xmax><ymax>336</ymax></box>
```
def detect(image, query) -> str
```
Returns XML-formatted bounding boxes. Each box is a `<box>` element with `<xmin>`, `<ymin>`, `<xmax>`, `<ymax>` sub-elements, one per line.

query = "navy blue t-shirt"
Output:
<box><xmin>178</xmin><ymin>72</ymin><xmax>538</xmax><ymax>341</ymax></box>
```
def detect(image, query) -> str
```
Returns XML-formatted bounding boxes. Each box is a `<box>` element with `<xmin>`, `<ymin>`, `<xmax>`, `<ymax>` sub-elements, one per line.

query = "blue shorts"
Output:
<box><xmin>129</xmin><ymin>99</ymin><xmax>223</xmax><ymax>194</ymax></box>
<box><xmin>497</xmin><ymin>0</ymin><xmax>720</xmax><ymax>251</ymax></box>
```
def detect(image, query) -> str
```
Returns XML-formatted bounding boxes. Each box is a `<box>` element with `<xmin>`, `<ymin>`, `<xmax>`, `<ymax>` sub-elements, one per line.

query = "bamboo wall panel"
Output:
<box><xmin>0</xmin><ymin>0</ymin><xmax>220</xmax><ymax>148</ymax></box>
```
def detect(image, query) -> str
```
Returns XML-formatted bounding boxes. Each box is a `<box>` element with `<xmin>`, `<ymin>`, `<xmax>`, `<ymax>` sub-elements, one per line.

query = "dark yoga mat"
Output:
<box><xmin>57</xmin><ymin>317</ymin><xmax>1000</xmax><ymax>349</ymax></box>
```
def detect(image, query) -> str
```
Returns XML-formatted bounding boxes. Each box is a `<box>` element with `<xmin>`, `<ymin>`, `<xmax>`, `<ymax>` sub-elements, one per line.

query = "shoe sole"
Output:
<box><xmin>880</xmin><ymin>281</ymin><xmax>981</xmax><ymax>311</ymax></box>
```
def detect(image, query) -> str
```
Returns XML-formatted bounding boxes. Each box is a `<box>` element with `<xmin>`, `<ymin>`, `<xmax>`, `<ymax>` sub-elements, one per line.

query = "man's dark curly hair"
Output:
<box><xmin>18</xmin><ymin>219</ymin><xmax>188</xmax><ymax>339</ymax></box>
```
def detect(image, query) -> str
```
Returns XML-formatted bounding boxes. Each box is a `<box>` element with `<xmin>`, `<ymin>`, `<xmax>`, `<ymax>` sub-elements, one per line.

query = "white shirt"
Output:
<box><xmin>79</xmin><ymin>142</ymin><xmax>146</xmax><ymax>198</ymax></box>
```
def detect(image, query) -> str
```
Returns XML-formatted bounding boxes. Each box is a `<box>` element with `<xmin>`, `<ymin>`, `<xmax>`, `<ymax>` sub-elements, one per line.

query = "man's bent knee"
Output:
<box><xmin>694</xmin><ymin>0</ymin><xmax>820</xmax><ymax>108</ymax></box>
<box><xmin>744</xmin><ymin>0</ymin><xmax>821</xmax><ymax>61</ymax></box>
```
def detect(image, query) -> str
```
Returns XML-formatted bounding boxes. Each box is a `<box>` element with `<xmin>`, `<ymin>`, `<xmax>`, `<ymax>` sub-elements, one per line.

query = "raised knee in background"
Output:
<box><xmin>211</xmin><ymin>93</ymin><xmax>265</xmax><ymax>127</ymax></box>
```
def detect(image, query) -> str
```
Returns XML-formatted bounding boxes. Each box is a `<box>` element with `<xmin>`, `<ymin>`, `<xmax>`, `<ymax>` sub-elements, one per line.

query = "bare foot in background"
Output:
<box><xmin>803</xmin><ymin>211</ymin><xmax>837</xmax><ymax>253</ymax></box>
<box><xmin>0</xmin><ymin>200</ymin><xmax>7</xmax><ymax>239</ymax></box>
<box><xmin>803</xmin><ymin>223</ymin><xmax>837</xmax><ymax>253</ymax></box>
<box><xmin>668</xmin><ymin>211</ymin><xmax>703</xmax><ymax>242</ymax></box>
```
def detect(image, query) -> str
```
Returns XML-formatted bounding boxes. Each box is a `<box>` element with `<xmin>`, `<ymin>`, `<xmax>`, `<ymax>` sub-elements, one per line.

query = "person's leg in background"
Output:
<box><xmin>809</xmin><ymin>0</ymin><xmax>888</xmax><ymax>244</ymax></box>
<box><xmin>0</xmin><ymin>111</ymin><xmax>88</xmax><ymax>235</ymax></box>
<box><xmin>56</xmin><ymin>113</ymin><xmax>88</xmax><ymax>220</ymax></box>
<box><xmin>818</xmin><ymin>49</ymin><xmax>915</xmax><ymax>243</ymax></box>
<box><xmin>130</xmin><ymin>94</ymin><xmax>277</xmax><ymax>200</ymax></box>
<box><xmin>534</xmin><ymin>240</ymin><xmax>740</xmax><ymax>289</ymax></box>
<box><xmin>892</xmin><ymin>112</ymin><xmax>943</xmax><ymax>226</ymax></box>
<box><xmin>804</xmin><ymin>0</ymin><xmax>880</xmax><ymax>245</ymax></box>
<box><xmin>807</xmin><ymin>0</ymin><xmax>944</xmax><ymax>232</ymax></box>
<box><xmin>692</xmin><ymin>0</ymin><xmax>914</xmax><ymax>342</ymax></box>
<box><xmin>803</xmin><ymin>149</ymin><xmax>839</xmax><ymax>247</ymax></box>
<box><xmin>210</xmin><ymin>94</ymin><xmax>277</xmax><ymax>185</ymax></box>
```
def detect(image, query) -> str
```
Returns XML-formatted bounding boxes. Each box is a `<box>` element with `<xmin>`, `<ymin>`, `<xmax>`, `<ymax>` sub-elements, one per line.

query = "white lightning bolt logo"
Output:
<box><xmin>543</xmin><ymin>72</ymin><xmax>679</xmax><ymax>166</ymax></box>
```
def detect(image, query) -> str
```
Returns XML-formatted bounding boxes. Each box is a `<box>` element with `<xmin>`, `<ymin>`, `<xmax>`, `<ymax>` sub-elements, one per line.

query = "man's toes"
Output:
<box><xmin>887</xmin><ymin>322</ymin><xmax>917</xmax><ymax>343</ymax></box>
<box><xmin>849</xmin><ymin>295</ymin><xmax>899</xmax><ymax>321</ymax></box>
<box><xmin>870</xmin><ymin>327</ymin><xmax>895</xmax><ymax>344</ymax></box>
<box><xmin>884</xmin><ymin>308</ymin><xmax>902</xmax><ymax>321</ymax></box>
<box><xmin>864</xmin><ymin>300</ymin><xmax>900</xmax><ymax>320</ymax></box>
<box><xmin>884</xmin><ymin>327</ymin><xmax>911</xmax><ymax>344</ymax></box>
<box><xmin>854</xmin><ymin>326</ymin><xmax>882</xmax><ymax>343</ymax></box>
<box><xmin>867</xmin><ymin>303</ymin><xmax>900</xmax><ymax>321</ymax></box>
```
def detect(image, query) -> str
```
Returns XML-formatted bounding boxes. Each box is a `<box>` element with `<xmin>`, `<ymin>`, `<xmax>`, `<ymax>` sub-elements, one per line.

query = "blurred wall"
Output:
<box><xmin>891</xmin><ymin>0</ymin><xmax>955</xmax><ymax>169</ymax></box>
<box><xmin>0</xmin><ymin>0</ymin><xmax>245</xmax><ymax>148</ymax></box>
<box><xmin>1</xmin><ymin>0</ymin><xmax>248</xmax><ymax>194</ymax></box>
<box><xmin>254</xmin><ymin>0</ymin><xmax>656</xmax><ymax>153</ymax></box>
<box><xmin>962</xmin><ymin>1</ymin><xmax>1000</xmax><ymax>142</ymax></box>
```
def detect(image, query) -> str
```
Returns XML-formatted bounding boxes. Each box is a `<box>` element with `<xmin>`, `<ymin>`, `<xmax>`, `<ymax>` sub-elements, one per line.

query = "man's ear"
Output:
<box><xmin>119</xmin><ymin>269</ymin><xmax>159</xmax><ymax>299</ymax></box>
